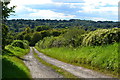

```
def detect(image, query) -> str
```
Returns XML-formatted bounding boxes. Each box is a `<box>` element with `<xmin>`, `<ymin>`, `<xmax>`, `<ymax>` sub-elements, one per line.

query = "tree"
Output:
<box><xmin>30</xmin><ymin>32</ymin><xmax>42</xmax><ymax>46</ymax></box>
<box><xmin>2</xmin><ymin>1</ymin><xmax>16</xmax><ymax>20</ymax></box>
<box><xmin>36</xmin><ymin>26</ymin><xmax>49</xmax><ymax>32</ymax></box>
<box><xmin>2</xmin><ymin>24</ymin><xmax>8</xmax><ymax>49</ymax></box>
<box><xmin>2</xmin><ymin>0</ymin><xmax>15</xmax><ymax>49</ymax></box>
<box><xmin>24</xmin><ymin>34</ymin><xmax>31</xmax><ymax>42</ymax></box>
<box><xmin>24</xmin><ymin>27</ymin><xmax>31</xmax><ymax>33</ymax></box>
<box><xmin>16</xmin><ymin>32</ymin><xmax>24</xmax><ymax>40</ymax></box>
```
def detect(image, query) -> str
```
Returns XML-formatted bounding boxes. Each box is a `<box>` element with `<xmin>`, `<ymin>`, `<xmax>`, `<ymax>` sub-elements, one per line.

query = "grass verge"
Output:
<box><xmin>33</xmin><ymin>48</ymin><xmax>77</xmax><ymax>78</ymax></box>
<box><xmin>2</xmin><ymin>45</ymin><xmax>31</xmax><ymax>79</ymax></box>
<box><xmin>35</xmin><ymin>42</ymin><xmax>119</xmax><ymax>78</ymax></box>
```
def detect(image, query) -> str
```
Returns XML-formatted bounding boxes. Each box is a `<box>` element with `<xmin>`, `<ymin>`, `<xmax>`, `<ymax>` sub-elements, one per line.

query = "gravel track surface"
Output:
<box><xmin>24</xmin><ymin>47</ymin><xmax>63</xmax><ymax>78</ymax></box>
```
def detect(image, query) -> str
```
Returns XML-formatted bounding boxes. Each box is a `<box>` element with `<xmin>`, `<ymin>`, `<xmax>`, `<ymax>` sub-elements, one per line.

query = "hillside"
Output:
<box><xmin>5</xmin><ymin>19</ymin><xmax>118</xmax><ymax>32</ymax></box>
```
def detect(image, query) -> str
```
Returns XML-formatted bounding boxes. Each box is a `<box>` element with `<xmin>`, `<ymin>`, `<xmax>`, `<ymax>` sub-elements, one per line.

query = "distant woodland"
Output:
<box><xmin>5</xmin><ymin>19</ymin><xmax>118</xmax><ymax>32</ymax></box>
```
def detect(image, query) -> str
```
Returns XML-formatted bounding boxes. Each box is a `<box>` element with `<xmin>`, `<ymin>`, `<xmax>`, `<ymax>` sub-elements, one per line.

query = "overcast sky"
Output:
<box><xmin>9</xmin><ymin>0</ymin><xmax>119</xmax><ymax>21</ymax></box>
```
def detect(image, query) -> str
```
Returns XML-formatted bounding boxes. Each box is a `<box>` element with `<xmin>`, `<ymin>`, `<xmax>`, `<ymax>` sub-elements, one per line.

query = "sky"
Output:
<box><xmin>8</xmin><ymin>0</ymin><xmax>119</xmax><ymax>21</ymax></box>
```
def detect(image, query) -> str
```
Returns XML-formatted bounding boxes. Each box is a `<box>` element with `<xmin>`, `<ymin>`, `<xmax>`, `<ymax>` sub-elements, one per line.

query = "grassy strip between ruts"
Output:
<box><xmin>32</xmin><ymin>48</ymin><xmax>77</xmax><ymax>78</ymax></box>
<box><xmin>2</xmin><ymin>45</ymin><xmax>32</xmax><ymax>79</ymax></box>
<box><xmin>35</xmin><ymin>43</ymin><xmax>120</xmax><ymax>79</ymax></box>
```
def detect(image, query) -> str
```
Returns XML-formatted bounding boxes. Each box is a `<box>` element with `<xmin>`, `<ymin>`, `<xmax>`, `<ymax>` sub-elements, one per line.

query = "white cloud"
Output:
<box><xmin>78</xmin><ymin>6</ymin><xmax>118</xmax><ymax>15</ymax></box>
<box><xmin>9</xmin><ymin>0</ymin><xmax>53</xmax><ymax>6</ymax></box>
<box><xmin>81</xmin><ymin>0</ymin><xmax>118</xmax><ymax>12</ymax></box>
<box><xmin>78</xmin><ymin>0</ymin><xmax>118</xmax><ymax>18</ymax></box>
<box><xmin>9</xmin><ymin>0</ymin><xmax>76</xmax><ymax>19</ymax></box>
<box><xmin>83</xmin><ymin>0</ymin><xmax>118</xmax><ymax>6</ymax></box>
<box><xmin>9</xmin><ymin>0</ymin><xmax>118</xmax><ymax>21</ymax></box>
<box><xmin>28</xmin><ymin>9</ymin><xmax>76</xmax><ymax>19</ymax></box>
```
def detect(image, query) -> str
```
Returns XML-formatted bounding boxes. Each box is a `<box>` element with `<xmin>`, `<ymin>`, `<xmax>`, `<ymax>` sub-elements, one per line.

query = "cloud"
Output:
<box><xmin>9</xmin><ymin>0</ymin><xmax>53</xmax><ymax>6</ymax></box>
<box><xmin>78</xmin><ymin>6</ymin><xmax>117</xmax><ymax>15</ymax></box>
<box><xmin>9</xmin><ymin>0</ymin><xmax>118</xmax><ymax>21</ymax></box>
<box><xmin>9</xmin><ymin>7</ymin><xmax>76</xmax><ymax>19</ymax></box>
<box><xmin>52</xmin><ymin>0</ymin><xmax>84</xmax><ymax>3</ymax></box>
<box><xmin>27</xmin><ymin>9</ymin><xmax>76</xmax><ymax>19</ymax></box>
<box><xmin>83</xmin><ymin>0</ymin><xmax>118</xmax><ymax>6</ymax></box>
<box><xmin>80</xmin><ymin>0</ymin><xmax>118</xmax><ymax>13</ymax></box>
<box><xmin>77</xmin><ymin>0</ymin><xmax>118</xmax><ymax>21</ymax></box>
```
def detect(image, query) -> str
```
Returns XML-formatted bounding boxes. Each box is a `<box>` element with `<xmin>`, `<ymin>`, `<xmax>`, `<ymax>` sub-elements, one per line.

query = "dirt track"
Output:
<box><xmin>33</xmin><ymin>47</ymin><xmax>114</xmax><ymax>78</ymax></box>
<box><xmin>24</xmin><ymin>47</ymin><xmax>63</xmax><ymax>78</ymax></box>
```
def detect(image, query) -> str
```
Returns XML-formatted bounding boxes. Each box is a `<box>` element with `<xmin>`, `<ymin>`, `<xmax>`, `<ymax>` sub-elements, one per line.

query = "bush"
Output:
<box><xmin>36</xmin><ymin>36</ymin><xmax>56</xmax><ymax>48</ymax></box>
<box><xmin>11</xmin><ymin>40</ymin><xmax>29</xmax><ymax>49</ymax></box>
<box><xmin>36</xmin><ymin>28</ymin><xmax>120</xmax><ymax>48</ymax></box>
<box><xmin>82</xmin><ymin>28</ymin><xmax>120</xmax><ymax>46</ymax></box>
<box><xmin>36</xmin><ymin>28</ymin><xmax>86</xmax><ymax>48</ymax></box>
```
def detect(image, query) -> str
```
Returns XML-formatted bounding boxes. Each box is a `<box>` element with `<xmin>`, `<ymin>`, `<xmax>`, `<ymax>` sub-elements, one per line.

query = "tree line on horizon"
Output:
<box><xmin>5</xmin><ymin>19</ymin><xmax>118</xmax><ymax>32</ymax></box>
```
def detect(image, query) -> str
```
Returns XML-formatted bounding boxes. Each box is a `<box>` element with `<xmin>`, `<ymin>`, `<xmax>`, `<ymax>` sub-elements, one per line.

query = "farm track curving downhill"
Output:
<box><xmin>24</xmin><ymin>47</ymin><xmax>63</xmax><ymax>78</ymax></box>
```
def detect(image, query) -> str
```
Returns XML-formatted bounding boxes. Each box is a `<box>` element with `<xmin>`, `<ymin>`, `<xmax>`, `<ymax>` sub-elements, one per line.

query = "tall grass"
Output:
<box><xmin>2</xmin><ymin>45</ymin><xmax>31</xmax><ymax>79</ymax></box>
<box><xmin>5</xmin><ymin>45</ymin><xmax>29</xmax><ymax>57</ymax></box>
<box><xmin>35</xmin><ymin>42</ymin><xmax>119</xmax><ymax>75</ymax></box>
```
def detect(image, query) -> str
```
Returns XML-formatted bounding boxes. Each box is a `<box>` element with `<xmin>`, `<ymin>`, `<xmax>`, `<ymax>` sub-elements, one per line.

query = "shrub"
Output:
<box><xmin>36</xmin><ymin>36</ymin><xmax>56</xmax><ymax>48</ymax></box>
<box><xmin>82</xmin><ymin>28</ymin><xmax>120</xmax><ymax>46</ymax></box>
<box><xmin>36</xmin><ymin>28</ymin><xmax>86</xmax><ymax>48</ymax></box>
<box><xmin>11</xmin><ymin>40</ymin><xmax>29</xmax><ymax>49</ymax></box>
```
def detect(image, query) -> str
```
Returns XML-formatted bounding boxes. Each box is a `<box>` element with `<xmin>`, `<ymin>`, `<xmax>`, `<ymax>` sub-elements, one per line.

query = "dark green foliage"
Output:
<box><xmin>28</xmin><ymin>29</ymin><xmax>64</xmax><ymax>46</ymax></box>
<box><xmin>24</xmin><ymin>27</ymin><xmax>31</xmax><ymax>33</ymax></box>
<box><xmin>5</xmin><ymin>31</ymin><xmax>16</xmax><ymax>45</ymax></box>
<box><xmin>0</xmin><ymin>0</ymin><xmax>15</xmax><ymax>49</ymax></box>
<box><xmin>2</xmin><ymin>1</ymin><xmax>15</xmax><ymax>20</ymax></box>
<box><xmin>36</xmin><ymin>28</ymin><xmax>120</xmax><ymax>48</ymax></box>
<box><xmin>11</xmin><ymin>40</ymin><xmax>29</xmax><ymax>49</ymax></box>
<box><xmin>36</xmin><ymin>28</ymin><xmax>86</xmax><ymax>48</ymax></box>
<box><xmin>5</xmin><ymin>19</ymin><xmax>118</xmax><ymax>32</ymax></box>
<box><xmin>30</xmin><ymin>32</ymin><xmax>42</xmax><ymax>46</ymax></box>
<box><xmin>2</xmin><ymin>24</ymin><xmax>8</xmax><ymax>49</ymax></box>
<box><xmin>16</xmin><ymin>33</ymin><xmax>24</xmax><ymax>40</ymax></box>
<box><xmin>62</xmin><ymin>28</ymin><xmax>86</xmax><ymax>47</ymax></box>
<box><xmin>24</xmin><ymin>34</ymin><xmax>31</xmax><ymax>42</ymax></box>
<box><xmin>36</xmin><ymin>26</ymin><xmax>49</xmax><ymax>32</ymax></box>
<box><xmin>52</xmin><ymin>30</ymin><xmax>61</xmax><ymax>36</ymax></box>
<box><xmin>2</xmin><ymin>1</ymin><xmax>15</xmax><ymax>49</ymax></box>
<box><xmin>36</xmin><ymin>36</ymin><xmax>55</xmax><ymax>48</ymax></box>
<box><xmin>40</xmin><ymin>31</ymin><xmax>51</xmax><ymax>38</ymax></box>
